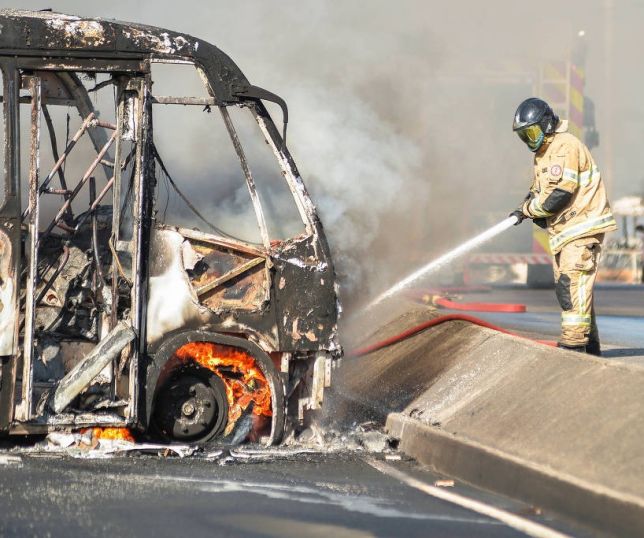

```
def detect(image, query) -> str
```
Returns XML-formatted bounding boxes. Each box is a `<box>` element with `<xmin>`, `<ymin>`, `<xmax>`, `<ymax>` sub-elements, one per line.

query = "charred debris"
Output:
<box><xmin>0</xmin><ymin>10</ymin><xmax>341</xmax><ymax>447</ymax></box>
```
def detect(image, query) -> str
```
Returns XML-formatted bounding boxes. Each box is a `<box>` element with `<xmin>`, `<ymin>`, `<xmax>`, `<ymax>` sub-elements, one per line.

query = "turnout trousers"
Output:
<box><xmin>552</xmin><ymin>234</ymin><xmax>603</xmax><ymax>347</ymax></box>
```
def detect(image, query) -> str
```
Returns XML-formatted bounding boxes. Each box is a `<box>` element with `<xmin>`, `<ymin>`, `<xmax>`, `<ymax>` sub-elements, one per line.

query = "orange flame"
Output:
<box><xmin>86</xmin><ymin>427</ymin><xmax>135</xmax><ymax>443</ymax></box>
<box><xmin>174</xmin><ymin>342</ymin><xmax>272</xmax><ymax>435</ymax></box>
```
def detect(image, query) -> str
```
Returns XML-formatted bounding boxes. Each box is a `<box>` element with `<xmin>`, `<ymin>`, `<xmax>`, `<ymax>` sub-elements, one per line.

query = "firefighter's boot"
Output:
<box><xmin>557</xmin><ymin>343</ymin><xmax>586</xmax><ymax>353</ymax></box>
<box><xmin>586</xmin><ymin>308</ymin><xmax>601</xmax><ymax>356</ymax></box>
<box><xmin>586</xmin><ymin>339</ymin><xmax>601</xmax><ymax>356</ymax></box>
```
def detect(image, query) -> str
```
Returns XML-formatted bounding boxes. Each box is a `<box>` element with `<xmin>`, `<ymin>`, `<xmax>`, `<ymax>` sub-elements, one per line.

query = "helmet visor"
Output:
<box><xmin>516</xmin><ymin>124</ymin><xmax>544</xmax><ymax>150</ymax></box>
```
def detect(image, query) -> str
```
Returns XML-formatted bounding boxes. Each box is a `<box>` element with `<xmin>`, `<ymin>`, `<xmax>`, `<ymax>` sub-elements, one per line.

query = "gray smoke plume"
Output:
<box><xmin>5</xmin><ymin>0</ymin><xmax>641</xmax><ymax>306</ymax></box>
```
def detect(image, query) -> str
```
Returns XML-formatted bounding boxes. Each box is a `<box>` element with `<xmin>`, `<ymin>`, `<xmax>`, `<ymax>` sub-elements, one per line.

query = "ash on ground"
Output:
<box><xmin>285</xmin><ymin>421</ymin><xmax>399</xmax><ymax>455</ymax></box>
<box><xmin>0</xmin><ymin>421</ymin><xmax>399</xmax><ymax>465</ymax></box>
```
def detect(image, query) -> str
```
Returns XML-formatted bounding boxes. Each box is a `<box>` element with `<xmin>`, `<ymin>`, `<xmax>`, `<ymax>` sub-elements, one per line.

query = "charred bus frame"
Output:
<box><xmin>0</xmin><ymin>10</ymin><xmax>341</xmax><ymax>444</ymax></box>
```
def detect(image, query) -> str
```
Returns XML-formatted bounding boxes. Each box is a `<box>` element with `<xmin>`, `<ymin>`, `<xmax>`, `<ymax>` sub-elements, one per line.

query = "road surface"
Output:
<box><xmin>2</xmin><ymin>284</ymin><xmax>636</xmax><ymax>537</ymax></box>
<box><xmin>0</xmin><ymin>450</ymin><xmax>591</xmax><ymax>537</ymax></box>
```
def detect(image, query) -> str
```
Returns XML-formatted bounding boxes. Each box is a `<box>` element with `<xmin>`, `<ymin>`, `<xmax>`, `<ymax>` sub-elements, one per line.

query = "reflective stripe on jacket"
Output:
<box><xmin>522</xmin><ymin>120</ymin><xmax>617</xmax><ymax>254</ymax></box>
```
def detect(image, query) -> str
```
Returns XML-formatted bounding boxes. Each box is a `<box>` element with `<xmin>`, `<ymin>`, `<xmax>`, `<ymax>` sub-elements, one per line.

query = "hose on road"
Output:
<box><xmin>408</xmin><ymin>287</ymin><xmax>526</xmax><ymax>313</ymax></box>
<box><xmin>434</xmin><ymin>296</ymin><xmax>527</xmax><ymax>313</ymax></box>
<box><xmin>349</xmin><ymin>313</ymin><xmax>557</xmax><ymax>358</ymax></box>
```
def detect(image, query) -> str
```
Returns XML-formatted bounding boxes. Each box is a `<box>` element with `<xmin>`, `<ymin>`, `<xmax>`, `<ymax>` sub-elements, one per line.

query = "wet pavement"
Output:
<box><xmin>0</xmin><ymin>450</ymin><xmax>591</xmax><ymax>538</ymax></box>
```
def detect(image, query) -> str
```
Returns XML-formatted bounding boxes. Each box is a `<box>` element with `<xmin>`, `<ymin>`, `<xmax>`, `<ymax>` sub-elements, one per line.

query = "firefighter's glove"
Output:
<box><xmin>534</xmin><ymin>218</ymin><xmax>547</xmax><ymax>229</ymax></box>
<box><xmin>509</xmin><ymin>209</ymin><xmax>526</xmax><ymax>225</ymax></box>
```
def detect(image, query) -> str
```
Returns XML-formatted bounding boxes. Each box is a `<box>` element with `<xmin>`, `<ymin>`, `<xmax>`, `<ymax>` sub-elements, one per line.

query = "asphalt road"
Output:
<box><xmin>0</xmin><ymin>450</ymin><xmax>590</xmax><ymax>538</ymax></box>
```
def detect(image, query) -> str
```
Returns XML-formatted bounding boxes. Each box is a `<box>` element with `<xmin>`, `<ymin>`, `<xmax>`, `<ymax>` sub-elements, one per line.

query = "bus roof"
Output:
<box><xmin>0</xmin><ymin>9</ymin><xmax>249</xmax><ymax>102</ymax></box>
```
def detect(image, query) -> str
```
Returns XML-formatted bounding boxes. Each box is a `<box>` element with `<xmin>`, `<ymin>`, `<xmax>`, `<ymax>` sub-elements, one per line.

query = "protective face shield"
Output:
<box><xmin>516</xmin><ymin>123</ymin><xmax>545</xmax><ymax>152</ymax></box>
<box><xmin>513</xmin><ymin>98</ymin><xmax>558</xmax><ymax>153</ymax></box>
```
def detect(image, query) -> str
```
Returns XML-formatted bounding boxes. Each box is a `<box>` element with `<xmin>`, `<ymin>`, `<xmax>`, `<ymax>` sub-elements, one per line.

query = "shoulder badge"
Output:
<box><xmin>550</xmin><ymin>164</ymin><xmax>563</xmax><ymax>177</ymax></box>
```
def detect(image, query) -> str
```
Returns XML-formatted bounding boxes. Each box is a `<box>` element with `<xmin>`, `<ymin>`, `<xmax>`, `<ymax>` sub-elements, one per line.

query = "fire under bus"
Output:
<box><xmin>0</xmin><ymin>10</ymin><xmax>341</xmax><ymax>444</ymax></box>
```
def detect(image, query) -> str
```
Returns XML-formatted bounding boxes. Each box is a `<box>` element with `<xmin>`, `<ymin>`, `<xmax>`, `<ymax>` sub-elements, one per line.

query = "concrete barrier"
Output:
<box><xmin>335</xmin><ymin>306</ymin><xmax>644</xmax><ymax>536</ymax></box>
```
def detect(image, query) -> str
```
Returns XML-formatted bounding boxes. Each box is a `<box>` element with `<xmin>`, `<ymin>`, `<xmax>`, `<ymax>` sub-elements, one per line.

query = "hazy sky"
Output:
<box><xmin>3</xmin><ymin>1</ymin><xmax>641</xmax><ymax>299</ymax></box>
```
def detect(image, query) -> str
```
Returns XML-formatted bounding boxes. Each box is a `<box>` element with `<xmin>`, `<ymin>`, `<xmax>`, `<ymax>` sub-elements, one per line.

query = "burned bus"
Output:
<box><xmin>0</xmin><ymin>10</ymin><xmax>341</xmax><ymax>444</ymax></box>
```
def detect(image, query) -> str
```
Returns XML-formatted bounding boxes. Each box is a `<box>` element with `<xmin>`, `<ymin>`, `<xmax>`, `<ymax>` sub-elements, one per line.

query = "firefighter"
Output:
<box><xmin>510</xmin><ymin>97</ymin><xmax>617</xmax><ymax>355</ymax></box>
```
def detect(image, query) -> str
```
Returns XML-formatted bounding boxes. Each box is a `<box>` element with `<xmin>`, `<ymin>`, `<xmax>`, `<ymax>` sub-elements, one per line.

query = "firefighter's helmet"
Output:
<box><xmin>513</xmin><ymin>98</ymin><xmax>559</xmax><ymax>152</ymax></box>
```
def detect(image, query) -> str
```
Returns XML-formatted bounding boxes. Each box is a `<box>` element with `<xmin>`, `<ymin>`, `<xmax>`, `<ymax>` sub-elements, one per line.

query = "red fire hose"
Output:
<box><xmin>407</xmin><ymin>288</ymin><xmax>526</xmax><ymax>313</ymax></box>
<box><xmin>349</xmin><ymin>313</ymin><xmax>557</xmax><ymax>358</ymax></box>
<box><xmin>434</xmin><ymin>296</ymin><xmax>527</xmax><ymax>313</ymax></box>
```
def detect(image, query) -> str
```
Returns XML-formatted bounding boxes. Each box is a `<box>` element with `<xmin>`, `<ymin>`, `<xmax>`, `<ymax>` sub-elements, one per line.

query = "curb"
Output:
<box><xmin>387</xmin><ymin>413</ymin><xmax>644</xmax><ymax>537</ymax></box>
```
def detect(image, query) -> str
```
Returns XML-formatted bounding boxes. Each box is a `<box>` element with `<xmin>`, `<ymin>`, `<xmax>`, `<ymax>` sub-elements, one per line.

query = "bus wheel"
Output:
<box><xmin>152</xmin><ymin>366</ymin><xmax>228</xmax><ymax>443</ymax></box>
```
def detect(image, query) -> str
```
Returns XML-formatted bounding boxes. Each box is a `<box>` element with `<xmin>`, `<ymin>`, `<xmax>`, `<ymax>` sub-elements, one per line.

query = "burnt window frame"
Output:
<box><xmin>246</xmin><ymin>100</ymin><xmax>316</xmax><ymax>240</ymax></box>
<box><xmin>0</xmin><ymin>64</ymin><xmax>7</xmax><ymax>212</ymax></box>
<box><xmin>0</xmin><ymin>59</ymin><xmax>18</xmax><ymax>218</ymax></box>
<box><xmin>149</xmin><ymin>58</ymin><xmax>269</xmax><ymax>249</ymax></box>
<box><xmin>7</xmin><ymin>57</ymin><xmax>148</xmax><ymax>425</ymax></box>
<box><xmin>0</xmin><ymin>58</ymin><xmax>20</xmax><ymax>430</ymax></box>
<box><xmin>148</xmin><ymin>58</ymin><xmax>315</xmax><ymax>248</ymax></box>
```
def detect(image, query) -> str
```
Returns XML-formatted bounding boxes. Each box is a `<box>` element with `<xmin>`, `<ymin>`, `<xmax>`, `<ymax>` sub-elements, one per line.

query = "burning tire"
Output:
<box><xmin>152</xmin><ymin>366</ymin><xmax>228</xmax><ymax>443</ymax></box>
<box><xmin>149</xmin><ymin>338</ymin><xmax>279</xmax><ymax>444</ymax></box>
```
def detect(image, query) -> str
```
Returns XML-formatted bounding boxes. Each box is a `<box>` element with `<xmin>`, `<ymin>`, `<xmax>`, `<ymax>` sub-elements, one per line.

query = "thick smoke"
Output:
<box><xmin>7</xmin><ymin>0</ymin><xmax>641</xmax><ymax>307</ymax></box>
<box><xmin>285</xmin><ymin>84</ymin><xmax>423</xmax><ymax>294</ymax></box>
